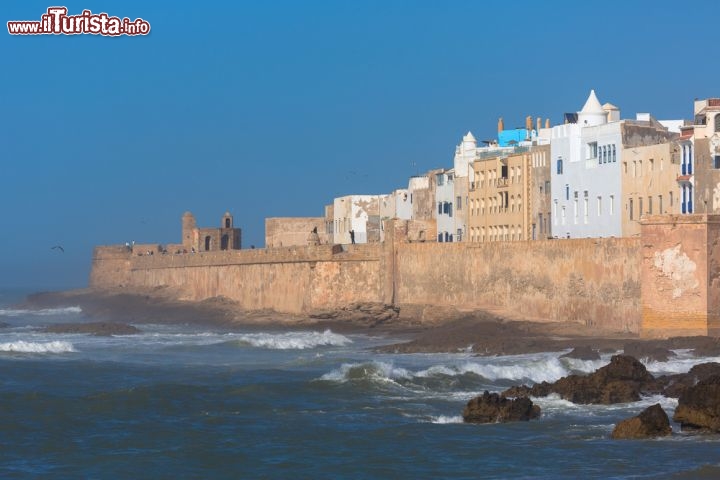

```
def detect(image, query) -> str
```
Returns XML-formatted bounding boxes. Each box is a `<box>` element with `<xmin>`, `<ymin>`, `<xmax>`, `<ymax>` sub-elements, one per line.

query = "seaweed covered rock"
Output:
<box><xmin>611</xmin><ymin>404</ymin><xmax>672</xmax><ymax>439</ymax></box>
<box><xmin>462</xmin><ymin>391</ymin><xmax>541</xmax><ymax>423</ymax></box>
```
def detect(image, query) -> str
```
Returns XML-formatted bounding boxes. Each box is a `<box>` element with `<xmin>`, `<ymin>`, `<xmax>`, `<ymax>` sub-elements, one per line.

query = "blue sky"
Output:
<box><xmin>2</xmin><ymin>0</ymin><xmax>719</xmax><ymax>289</ymax></box>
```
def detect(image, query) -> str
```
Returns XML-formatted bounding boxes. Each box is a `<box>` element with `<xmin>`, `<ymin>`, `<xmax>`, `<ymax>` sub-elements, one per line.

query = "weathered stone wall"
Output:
<box><xmin>641</xmin><ymin>214</ymin><xmax>720</xmax><ymax>337</ymax></box>
<box><xmin>393</xmin><ymin>237</ymin><xmax>641</xmax><ymax>332</ymax></box>
<box><xmin>91</xmin><ymin>232</ymin><xmax>642</xmax><ymax>331</ymax></box>
<box><xmin>265</xmin><ymin>217</ymin><xmax>329</xmax><ymax>248</ymax></box>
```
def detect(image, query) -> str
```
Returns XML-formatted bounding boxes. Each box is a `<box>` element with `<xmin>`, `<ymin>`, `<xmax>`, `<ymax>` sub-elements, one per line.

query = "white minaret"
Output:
<box><xmin>577</xmin><ymin>89</ymin><xmax>607</xmax><ymax>127</ymax></box>
<box><xmin>454</xmin><ymin>131</ymin><xmax>477</xmax><ymax>178</ymax></box>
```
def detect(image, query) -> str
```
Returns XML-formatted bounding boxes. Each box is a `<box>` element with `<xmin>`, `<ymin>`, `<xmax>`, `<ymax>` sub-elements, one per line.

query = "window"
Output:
<box><xmin>610</xmin><ymin>195</ymin><xmax>614</xmax><ymax>215</ymax></box>
<box><xmin>557</xmin><ymin>158</ymin><xmax>563</xmax><ymax>174</ymax></box>
<box><xmin>545</xmin><ymin>180</ymin><xmax>550</xmax><ymax>193</ymax></box>
<box><xmin>629</xmin><ymin>198</ymin><xmax>634</xmax><ymax>220</ymax></box>
<box><xmin>436</xmin><ymin>174</ymin><xmax>444</xmax><ymax>186</ymax></box>
<box><xmin>561</xmin><ymin>206</ymin><xmax>566</xmax><ymax>225</ymax></box>
<box><xmin>639</xmin><ymin>160</ymin><xmax>643</xmax><ymax>177</ymax></box>
<box><xmin>553</xmin><ymin>201</ymin><xmax>558</xmax><ymax>226</ymax></box>
<box><xmin>639</xmin><ymin>197</ymin><xmax>644</xmax><ymax>217</ymax></box>
<box><xmin>438</xmin><ymin>202</ymin><xmax>442</xmax><ymax>215</ymax></box>
<box><xmin>650</xmin><ymin>159</ymin><xmax>654</xmax><ymax>172</ymax></box>
<box><xmin>669</xmin><ymin>191</ymin><xmax>673</xmax><ymax>207</ymax></box>
<box><xmin>612</xmin><ymin>145</ymin><xmax>617</xmax><ymax>162</ymax></box>
<box><xmin>648</xmin><ymin>196</ymin><xmax>653</xmax><ymax>214</ymax></box>
<box><xmin>624</xmin><ymin>162</ymin><xmax>628</xmax><ymax>175</ymax></box>
<box><xmin>588</xmin><ymin>142</ymin><xmax>598</xmax><ymax>159</ymax></box>
<box><xmin>573</xmin><ymin>199</ymin><xmax>578</xmax><ymax>224</ymax></box>
<box><xmin>457</xmin><ymin>196</ymin><xmax>462</xmax><ymax>210</ymax></box>
<box><xmin>583</xmin><ymin>198</ymin><xmax>588</xmax><ymax>224</ymax></box>
<box><xmin>566</xmin><ymin>185</ymin><xmax>570</xmax><ymax>200</ymax></box>
<box><xmin>633</xmin><ymin>161</ymin><xmax>637</xmax><ymax>177</ymax></box>
<box><xmin>716</xmin><ymin>113</ymin><xmax>720</xmax><ymax>133</ymax></box>
<box><xmin>659</xmin><ymin>195</ymin><xmax>663</xmax><ymax>214</ymax></box>
<box><xmin>597</xmin><ymin>196</ymin><xmax>602</xmax><ymax>216</ymax></box>
<box><xmin>714</xmin><ymin>156</ymin><xmax>720</xmax><ymax>169</ymax></box>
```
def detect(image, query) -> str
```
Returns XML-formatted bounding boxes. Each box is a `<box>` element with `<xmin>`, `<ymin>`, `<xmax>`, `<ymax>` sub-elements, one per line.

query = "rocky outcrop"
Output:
<box><xmin>623</xmin><ymin>342</ymin><xmax>675</xmax><ymax>363</ymax></box>
<box><xmin>611</xmin><ymin>404</ymin><xmax>672</xmax><ymax>439</ymax></box>
<box><xmin>503</xmin><ymin>355</ymin><xmax>661</xmax><ymax>404</ymax></box>
<box><xmin>308</xmin><ymin>302</ymin><xmax>400</xmax><ymax>326</ymax></box>
<box><xmin>462</xmin><ymin>391</ymin><xmax>541</xmax><ymax>423</ymax></box>
<box><xmin>673</xmin><ymin>375</ymin><xmax>720</xmax><ymax>432</ymax></box>
<box><xmin>659</xmin><ymin>363</ymin><xmax>720</xmax><ymax>398</ymax></box>
<box><xmin>40</xmin><ymin>322</ymin><xmax>140</xmax><ymax>336</ymax></box>
<box><xmin>560</xmin><ymin>346</ymin><xmax>600</xmax><ymax>361</ymax></box>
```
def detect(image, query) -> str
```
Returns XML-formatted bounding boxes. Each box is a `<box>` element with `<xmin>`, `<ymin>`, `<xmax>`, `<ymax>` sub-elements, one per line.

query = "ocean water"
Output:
<box><xmin>1</xmin><ymin>291</ymin><xmax>719</xmax><ymax>479</ymax></box>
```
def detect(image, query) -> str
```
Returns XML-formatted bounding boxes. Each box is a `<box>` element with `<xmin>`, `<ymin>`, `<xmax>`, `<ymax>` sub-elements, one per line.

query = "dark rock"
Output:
<box><xmin>673</xmin><ymin>375</ymin><xmax>720</xmax><ymax>432</ymax></box>
<box><xmin>611</xmin><ymin>404</ymin><xmax>672</xmax><ymax>439</ymax></box>
<box><xmin>623</xmin><ymin>342</ymin><xmax>675</xmax><ymax>363</ymax></box>
<box><xmin>560</xmin><ymin>346</ymin><xmax>600</xmax><ymax>361</ymax></box>
<box><xmin>659</xmin><ymin>362</ymin><xmax>720</xmax><ymax>398</ymax></box>
<box><xmin>502</xmin><ymin>355</ymin><xmax>660</xmax><ymax>405</ymax></box>
<box><xmin>462</xmin><ymin>391</ymin><xmax>541</xmax><ymax>423</ymax></box>
<box><xmin>692</xmin><ymin>339</ymin><xmax>720</xmax><ymax>357</ymax></box>
<box><xmin>40</xmin><ymin>322</ymin><xmax>140</xmax><ymax>336</ymax></box>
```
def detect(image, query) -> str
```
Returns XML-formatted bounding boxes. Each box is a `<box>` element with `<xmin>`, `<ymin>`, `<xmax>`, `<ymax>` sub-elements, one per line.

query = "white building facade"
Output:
<box><xmin>551</xmin><ymin>90</ymin><xmax>622</xmax><ymax>238</ymax></box>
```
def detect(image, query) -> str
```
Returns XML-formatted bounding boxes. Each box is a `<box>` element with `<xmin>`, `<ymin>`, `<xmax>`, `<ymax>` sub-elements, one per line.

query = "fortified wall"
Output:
<box><xmin>89</xmin><ymin>215</ymin><xmax>720</xmax><ymax>338</ymax></box>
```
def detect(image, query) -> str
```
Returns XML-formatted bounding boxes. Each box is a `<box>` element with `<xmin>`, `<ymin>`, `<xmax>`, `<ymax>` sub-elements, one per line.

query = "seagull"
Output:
<box><xmin>51</xmin><ymin>245</ymin><xmax>65</xmax><ymax>253</ymax></box>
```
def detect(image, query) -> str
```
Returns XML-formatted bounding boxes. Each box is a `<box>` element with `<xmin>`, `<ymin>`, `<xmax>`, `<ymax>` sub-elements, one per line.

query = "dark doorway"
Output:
<box><xmin>205</xmin><ymin>236</ymin><xmax>212</xmax><ymax>251</ymax></box>
<box><xmin>221</xmin><ymin>234</ymin><xmax>229</xmax><ymax>250</ymax></box>
<box><xmin>225</xmin><ymin>218</ymin><xmax>231</xmax><ymax>228</ymax></box>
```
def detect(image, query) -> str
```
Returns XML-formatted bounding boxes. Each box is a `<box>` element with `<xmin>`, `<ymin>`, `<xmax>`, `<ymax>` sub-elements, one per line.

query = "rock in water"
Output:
<box><xmin>502</xmin><ymin>355</ymin><xmax>661</xmax><ymax>404</ymax></box>
<box><xmin>560</xmin><ymin>346</ymin><xmax>600</xmax><ymax>361</ymax></box>
<box><xmin>40</xmin><ymin>322</ymin><xmax>140</xmax><ymax>336</ymax></box>
<box><xmin>623</xmin><ymin>342</ymin><xmax>675</xmax><ymax>363</ymax></box>
<box><xmin>462</xmin><ymin>391</ymin><xmax>541</xmax><ymax>423</ymax></box>
<box><xmin>673</xmin><ymin>375</ymin><xmax>720</xmax><ymax>432</ymax></box>
<box><xmin>611</xmin><ymin>404</ymin><xmax>672</xmax><ymax>439</ymax></box>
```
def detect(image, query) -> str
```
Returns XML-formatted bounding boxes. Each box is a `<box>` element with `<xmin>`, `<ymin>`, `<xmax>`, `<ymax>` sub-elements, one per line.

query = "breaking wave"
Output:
<box><xmin>428</xmin><ymin>415</ymin><xmax>464</xmax><ymax>424</ymax></box>
<box><xmin>319</xmin><ymin>356</ymin><xmax>608</xmax><ymax>387</ymax></box>
<box><xmin>231</xmin><ymin>330</ymin><xmax>352</xmax><ymax>350</ymax></box>
<box><xmin>0</xmin><ymin>340</ymin><xmax>76</xmax><ymax>353</ymax></box>
<box><xmin>0</xmin><ymin>306</ymin><xmax>82</xmax><ymax>317</ymax></box>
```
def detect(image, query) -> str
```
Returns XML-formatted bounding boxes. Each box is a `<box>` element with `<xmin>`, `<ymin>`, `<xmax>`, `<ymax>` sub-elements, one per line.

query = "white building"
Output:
<box><xmin>434</xmin><ymin>168</ymin><xmax>456</xmax><ymax>242</ymax></box>
<box><xmin>333</xmin><ymin>195</ymin><xmax>382</xmax><ymax>244</ymax></box>
<box><xmin>550</xmin><ymin>89</ymin><xmax>675</xmax><ymax>238</ymax></box>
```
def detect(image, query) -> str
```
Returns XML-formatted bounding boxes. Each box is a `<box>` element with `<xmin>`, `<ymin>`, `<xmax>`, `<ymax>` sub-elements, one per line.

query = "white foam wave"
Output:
<box><xmin>0</xmin><ymin>306</ymin><xmax>82</xmax><ymax>317</ymax></box>
<box><xmin>235</xmin><ymin>329</ymin><xmax>352</xmax><ymax>350</ymax></box>
<box><xmin>414</xmin><ymin>356</ymin><xmax>606</xmax><ymax>384</ymax></box>
<box><xmin>429</xmin><ymin>415</ymin><xmax>464</xmax><ymax>424</ymax></box>
<box><xmin>320</xmin><ymin>361</ymin><xmax>411</xmax><ymax>383</ymax></box>
<box><xmin>645</xmin><ymin>352</ymin><xmax>720</xmax><ymax>376</ymax></box>
<box><xmin>0</xmin><ymin>340</ymin><xmax>76</xmax><ymax>353</ymax></box>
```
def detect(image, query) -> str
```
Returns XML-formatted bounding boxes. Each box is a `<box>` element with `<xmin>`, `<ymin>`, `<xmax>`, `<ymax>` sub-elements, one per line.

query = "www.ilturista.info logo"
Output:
<box><xmin>7</xmin><ymin>7</ymin><xmax>150</xmax><ymax>36</ymax></box>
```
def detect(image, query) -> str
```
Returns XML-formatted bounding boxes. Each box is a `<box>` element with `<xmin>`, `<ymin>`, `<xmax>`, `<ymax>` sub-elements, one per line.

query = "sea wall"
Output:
<box><xmin>91</xmin><ymin>229</ymin><xmax>642</xmax><ymax>332</ymax></box>
<box><xmin>393</xmin><ymin>238</ymin><xmax>641</xmax><ymax>333</ymax></box>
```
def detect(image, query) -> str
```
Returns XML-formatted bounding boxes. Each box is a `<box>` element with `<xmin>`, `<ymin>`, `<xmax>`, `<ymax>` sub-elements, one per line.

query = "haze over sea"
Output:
<box><xmin>0</xmin><ymin>288</ymin><xmax>717</xmax><ymax>479</ymax></box>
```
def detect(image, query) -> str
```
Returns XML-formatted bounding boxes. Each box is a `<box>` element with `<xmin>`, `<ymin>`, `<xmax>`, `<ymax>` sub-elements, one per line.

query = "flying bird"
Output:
<box><xmin>51</xmin><ymin>245</ymin><xmax>65</xmax><ymax>253</ymax></box>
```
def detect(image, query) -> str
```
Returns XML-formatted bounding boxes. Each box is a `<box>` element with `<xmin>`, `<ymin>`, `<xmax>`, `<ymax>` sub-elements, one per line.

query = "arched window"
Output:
<box><xmin>557</xmin><ymin>158</ymin><xmax>563</xmax><ymax>174</ymax></box>
<box><xmin>715</xmin><ymin>113</ymin><xmax>720</xmax><ymax>133</ymax></box>
<box><xmin>204</xmin><ymin>236</ymin><xmax>212</xmax><ymax>251</ymax></box>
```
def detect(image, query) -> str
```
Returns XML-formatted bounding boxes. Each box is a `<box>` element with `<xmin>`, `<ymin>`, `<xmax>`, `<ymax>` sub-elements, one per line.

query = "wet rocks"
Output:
<box><xmin>40</xmin><ymin>322</ymin><xmax>140</xmax><ymax>336</ymax></box>
<box><xmin>560</xmin><ymin>346</ymin><xmax>600</xmax><ymax>361</ymax></box>
<box><xmin>673</xmin><ymin>375</ymin><xmax>720</xmax><ymax>432</ymax></box>
<box><xmin>623</xmin><ymin>342</ymin><xmax>675</xmax><ymax>363</ymax></box>
<box><xmin>611</xmin><ymin>404</ymin><xmax>672</xmax><ymax>439</ymax></box>
<box><xmin>462</xmin><ymin>391</ymin><xmax>540</xmax><ymax>423</ymax></box>
<box><xmin>308</xmin><ymin>303</ymin><xmax>400</xmax><ymax>326</ymax></box>
<box><xmin>658</xmin><ymin>362</ymin><xmax>720</xmax><ymax>398</ymax></box>
<box><xmin>502</xmin><ymin>355</ymin><xmax>661</xmax><ymax>404</ymax></box>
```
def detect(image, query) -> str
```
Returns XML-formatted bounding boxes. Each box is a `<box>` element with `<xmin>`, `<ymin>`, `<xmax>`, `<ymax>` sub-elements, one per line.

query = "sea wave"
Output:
<box><xmin>0</xmin><ymin>340</ymin><xmax>76</xmax><ymax>353</ymax></box>
<box><xmin>428</xmin><ymin>415</ymin><xmax>464</xmax><ymax>424</ymax></box>
<box><xmin>0</xmin><ymin>306</ymin><xmax>82</xmax><ymax>317</ymax></box>
<box><xmin>231</xmin><ymin>330</ymin><xmax>352</xmax><ymax>350</ymax></box>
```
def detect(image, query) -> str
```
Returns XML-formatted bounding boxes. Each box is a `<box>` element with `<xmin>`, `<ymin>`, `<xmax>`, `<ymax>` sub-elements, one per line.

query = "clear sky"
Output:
<box><xmin>2</xmin><ymin>0</ymin><xmax>719</xmax><ymax>289</ymax></box>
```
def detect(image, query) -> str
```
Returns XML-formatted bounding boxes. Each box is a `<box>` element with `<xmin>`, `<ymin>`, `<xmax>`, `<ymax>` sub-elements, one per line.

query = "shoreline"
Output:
<box><xmin>17</xmin><ymin>287</ymin><xmax>719</xmax><ymax>356</ymax></box>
